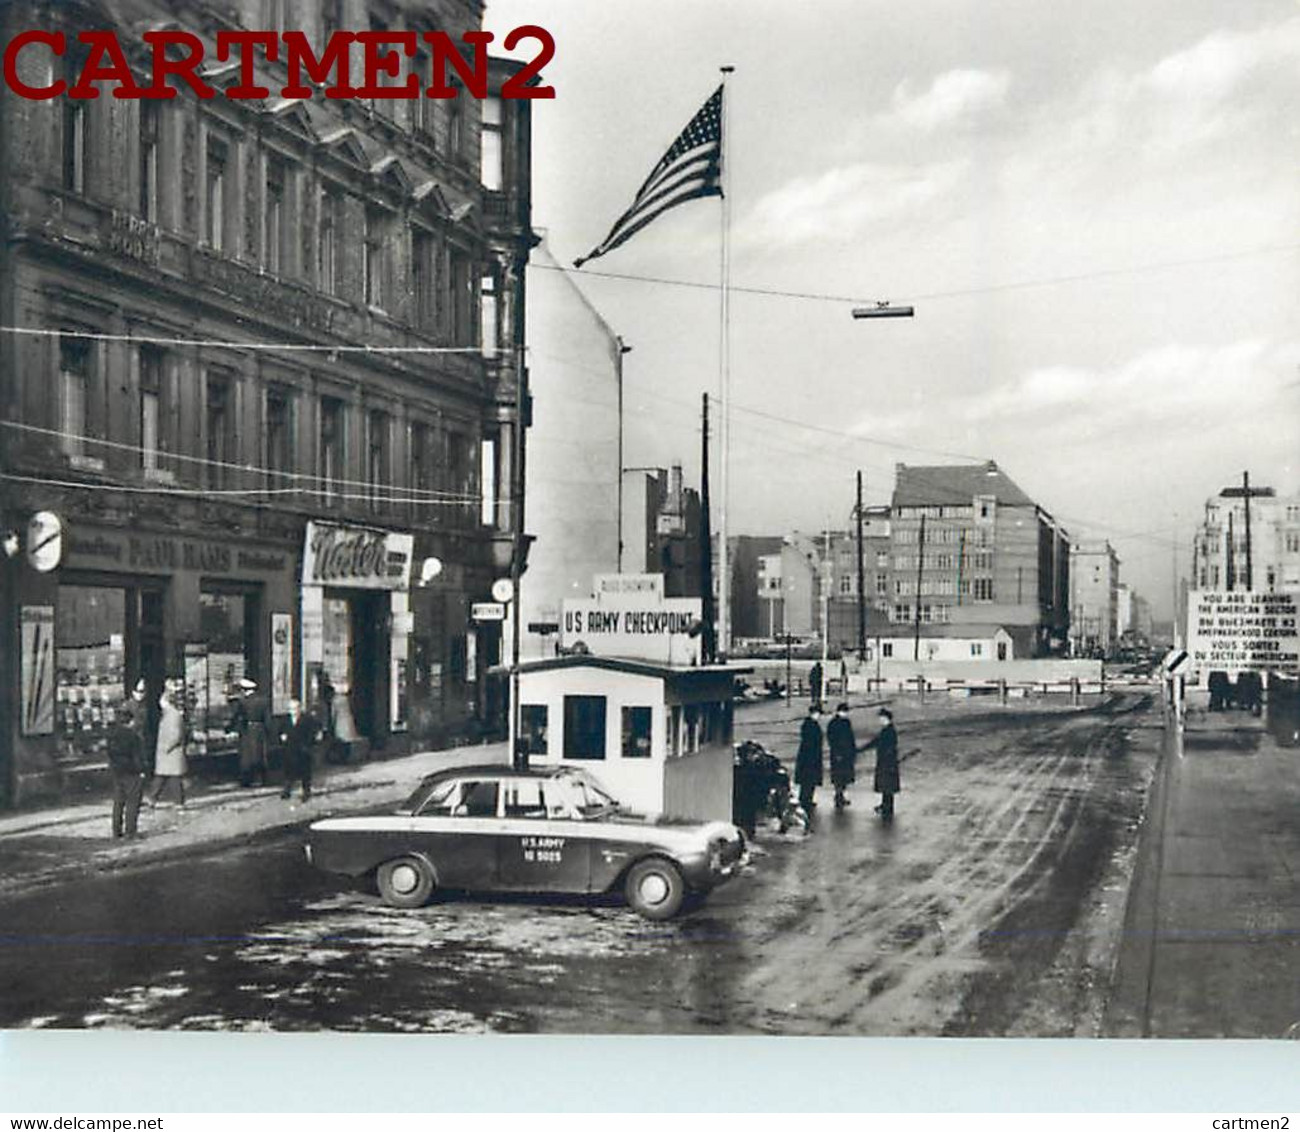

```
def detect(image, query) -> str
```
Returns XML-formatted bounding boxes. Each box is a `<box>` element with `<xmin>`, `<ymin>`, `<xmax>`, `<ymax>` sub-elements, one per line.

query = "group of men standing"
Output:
<box><xmin>104</xmin><ymin>682</ymin><xmax>325</xmax><ymax>840</ymax></box>
<box><xmin>795</xmin><ymin>701</ymin><xmax>901</xmax><ymax>821</ymax></box>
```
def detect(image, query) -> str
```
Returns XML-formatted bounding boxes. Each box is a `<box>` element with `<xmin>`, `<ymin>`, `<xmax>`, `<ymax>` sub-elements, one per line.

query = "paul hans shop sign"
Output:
<box><xmin>302</xmin><ymin>522</ymin><xmax>413</xmax><ymax>591</ymax></box>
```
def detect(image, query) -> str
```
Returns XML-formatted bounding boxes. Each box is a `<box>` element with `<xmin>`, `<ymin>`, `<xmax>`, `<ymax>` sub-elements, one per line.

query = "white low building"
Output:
<box><xmin>864</xmin><ymin>624</ymin><xmax>1016</xmax><ymax>664</ymax></box>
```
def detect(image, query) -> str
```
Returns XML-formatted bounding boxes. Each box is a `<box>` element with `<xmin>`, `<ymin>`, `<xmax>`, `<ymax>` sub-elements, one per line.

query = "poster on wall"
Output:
<box><xmin>182</xmin><ymin>642</ymin><xmax>210</xmax><ymax>756</ymax></box>
<box><xmin>271</xmin><ymin>613</ymin><xmax>294</xmax><ymax>715</ymax></box>
<box><xmin>392</xmin><ymin>656</ymin><xmax>408</xmax><ymax>732</ymax></box>
<box><xmin>20</xmin><ymin>606</ymin><xmax>55</xmax><ymax>736</ymax></box>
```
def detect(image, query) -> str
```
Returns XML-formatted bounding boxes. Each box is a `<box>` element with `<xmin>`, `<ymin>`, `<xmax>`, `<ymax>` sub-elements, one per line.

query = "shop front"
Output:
<box><xmin>299</xmin><ymin>521</ymin><xmax>414</xmax><ymax>758</ymax></box>
<box><xmin>3</xmin><ymin>520</ymin><xmax>298</xmax><ymax>805</ymax></box>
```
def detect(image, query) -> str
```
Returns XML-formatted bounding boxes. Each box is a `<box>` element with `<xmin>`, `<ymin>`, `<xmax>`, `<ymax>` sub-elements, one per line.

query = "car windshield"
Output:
<box><xmin>403</xmin><ymin>777</ymin><xmax>458</xmax><ymax>815</ymax></box>
<box><xmin>563</xmin><ymin>773</ymin><xmax>621</xmax><ymax>817</ymax></box>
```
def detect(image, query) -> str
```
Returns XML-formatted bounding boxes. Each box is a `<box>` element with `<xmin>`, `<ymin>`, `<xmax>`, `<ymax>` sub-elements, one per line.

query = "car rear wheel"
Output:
<box><xmin>376</xmin><ymin>855</ymin><xmax>436</xmax><ymax>908</ymax></box>
<box><xmin>625</xmin><ymin>857</ymin><xmax>686</xmax><ymax>921</ymax></box>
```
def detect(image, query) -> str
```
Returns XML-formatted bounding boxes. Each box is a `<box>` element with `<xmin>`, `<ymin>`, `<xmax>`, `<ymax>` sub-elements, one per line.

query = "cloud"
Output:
<box><xmin>1143</xmin><ymin>17</ymin><xmax>1300</xmax><ymax>105</ymax></box>
<box><xmin>739</xmin><ymin>160</ymin><xmax>967</xmax><ymax>248</ymax></box>
<box><xmin>886</xmin><ymin>68</ymin><xmax>1011</xmax><ymax>132</ymax></box>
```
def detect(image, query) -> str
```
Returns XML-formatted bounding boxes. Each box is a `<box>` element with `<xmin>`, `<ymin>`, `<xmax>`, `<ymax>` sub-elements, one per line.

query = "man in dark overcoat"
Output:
<box><xmin>808</xmin><ymin>662</ymin><xmax>823</xmax><ymax>705</ymax></box>
<box><xmin>863</xmin><ymin>707</ymin><xmax>900</xmax><ymax>819</ymax></box>
<box><xmin>106</xmin><ymin>703</ymin><xmax>146</xmax><ymax>838</ymax></box>
<box><xmin>827</xmin><ymin>702</ymin><xmax>863</xmax><ymax>809</ymax></box>
<box><xmin>279</xmin><ymin>698</ymin><xmax>320</xmax><ymax>802</ymax></box>
<box><xmin>794</xmin><ymin>704</ymin><xmax>824</xmax><ymax>812</ymax></box>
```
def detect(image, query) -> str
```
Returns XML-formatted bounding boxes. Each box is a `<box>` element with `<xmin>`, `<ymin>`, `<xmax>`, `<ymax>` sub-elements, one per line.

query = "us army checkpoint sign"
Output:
<box><xmin>1186</xmin><ymin>590</ymin><xmax>1300</xmax><ymax>674</ymax></box>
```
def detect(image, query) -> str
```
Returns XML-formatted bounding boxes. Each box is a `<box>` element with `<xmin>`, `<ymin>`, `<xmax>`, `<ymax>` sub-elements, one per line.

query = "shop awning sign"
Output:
<box><xmin>302</xmin><ymin>522</ymin><xmax>413</xmax><ymax>591</ymax></box>
<box><xmin>472</xmin><ymin>602</ymin><xmax>506</xmax><ymax>622</ymax></box>
<box><xmin>1186</xmin><ymin>590</ymin><xmax>1299</xmax><ymax>674</ymax></box>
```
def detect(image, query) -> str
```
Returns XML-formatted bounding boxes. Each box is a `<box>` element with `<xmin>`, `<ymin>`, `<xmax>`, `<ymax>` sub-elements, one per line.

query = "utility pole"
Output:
<box><xmin>820</xmin><ymin>523</ymin><xmax>831</xmax><ymax>688</ymax></box>
<box><xmin>1226</xmin><ymin>511</ymin><xmax>1235</xmax><ymax>591</ymax></box>
<box><xmin>956</xmin><ymin>528</ymin><xmax>966</xmax><ymax>607</ymax></box>
<box><xmin>1243</xmin><ymin>470</ymin><xmax>1254</xmax><ymax>590</ymax></box>
<box><xmin>699</xmin><ymin>393</ymin><xmax>715</xmax><ymax>664</ymax></box>
<box><xmin>614</xmin><ymin>338</ymin><xmax>632</xmax><ymax>573</ymax></box>
<box><xmin>856</xmin><ymin>470</ymin><xmax>866</xmax><ymax>661</ymax></box>
<box><xmin>912</xmin><ymin>514</ymin><xmax>927</xmax><ymax>661</ymax></box>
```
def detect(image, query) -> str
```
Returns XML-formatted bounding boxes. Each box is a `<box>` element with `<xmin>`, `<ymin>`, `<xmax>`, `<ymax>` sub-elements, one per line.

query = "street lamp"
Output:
<box><xmin>852</xmin><ymin>302</ymin><xmax>914</xmax><ymax>319</ymax></box>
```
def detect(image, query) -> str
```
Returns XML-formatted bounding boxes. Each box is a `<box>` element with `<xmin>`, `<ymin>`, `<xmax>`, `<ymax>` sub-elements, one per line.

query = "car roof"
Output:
<box><xmin>415</xmin><ymin>763</ymin><xmax>578</xmax><ymax>787</ymax></box>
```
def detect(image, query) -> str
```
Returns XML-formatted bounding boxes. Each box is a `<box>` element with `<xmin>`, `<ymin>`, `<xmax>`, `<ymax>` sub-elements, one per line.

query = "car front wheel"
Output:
<box><xmin>376</xmin><ymin>855</ymin><xmax>436</xmax><ymax>908</ymax></box>
<box><xmin>625</xmin><ymin>857</ymin><xmax>686</xmax><ymax>921</ymax></box>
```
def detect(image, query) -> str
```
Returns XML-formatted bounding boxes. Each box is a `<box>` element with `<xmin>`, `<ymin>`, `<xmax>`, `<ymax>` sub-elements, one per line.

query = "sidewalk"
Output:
<box><xmin>1104</xmin><ymin>694</ymin><xmax>1300</xmax><ymax>1038</ymax></box>
<box><xmin>0</xmin><ymin>740</ymin><xmax>508</xmax><ymax>900</ymax></box>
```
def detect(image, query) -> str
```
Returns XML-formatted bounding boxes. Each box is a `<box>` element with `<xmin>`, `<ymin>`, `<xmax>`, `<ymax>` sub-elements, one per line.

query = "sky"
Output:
<box><xmin>484</xmin><ymin>0</ymin><xmax>1300</xmax><ymax>619</ymax></box>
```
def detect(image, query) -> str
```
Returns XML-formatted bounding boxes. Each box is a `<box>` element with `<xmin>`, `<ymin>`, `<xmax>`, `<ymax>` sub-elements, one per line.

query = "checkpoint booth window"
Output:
<box><xmin>510</xmin><ymin>655</ymin><xmax>748</xmax><ymax>823</ymax></box>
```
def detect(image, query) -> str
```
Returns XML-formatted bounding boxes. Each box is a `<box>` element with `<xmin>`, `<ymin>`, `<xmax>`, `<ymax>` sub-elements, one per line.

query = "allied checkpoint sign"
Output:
<box><xmin>562</xmin><ymin>573</ymin><xmax>703</xmax><ymax>665</ymax></box>
<box><xmin>1186</xmin><ymin>590</ymin><xmax>1300</xmax><ymax>674</ymax></box>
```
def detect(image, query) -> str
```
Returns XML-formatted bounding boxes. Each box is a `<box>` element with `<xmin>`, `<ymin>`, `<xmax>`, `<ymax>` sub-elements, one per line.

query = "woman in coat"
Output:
<box><xmin>864</xmin><ymin>707</ymin><xmax>900</xmax><ymax>819</ymax></box>
<box><xmin>150</xmin><ymin>682</ymin><xmax>187</xmax><ymax>808</ymax></box>
<box><xmin>793</xmin><ymin>704</ymin><xmax>824</xmax><ymax>811</ymax></box>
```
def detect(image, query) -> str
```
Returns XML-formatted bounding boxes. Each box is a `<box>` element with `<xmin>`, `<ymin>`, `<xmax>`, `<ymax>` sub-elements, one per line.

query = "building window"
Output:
<box><xmin>320</xmin><ymin>397</ymin><xmax>344</xmax><ymax>501</ymax></box>
<box><xmin>882</xmin><ymin>642</ymin><xmax>894</xmax><ymax>658</ymax></box>
<box><xmin>622</xmin><ymin>706</ymin><xmax>653</xmax><ymax>759</ymax></box>
<box><xmin>413</xmin><ymin>51</ymin><xmax>435</xmax><ymax>138</ymax></box>
<box><xmin>480</xmin><ymin>269</ymin><xmax>499</xmax><ymax>357</ymax></box>
<box><xmin>971</xmin><ymin>642</ymin><xmax>983</xmax><ymax>657</ymax></box>
<box><xmin>139</xmin><ymin>346</ymin><xmax>165</xmax><ymax>472</ymax></box>
<box><xmin>413</xmin><ymin>231</ymin><xmax>437</xmax><ymax>330</ymax></box>
<box><xmin>205</xmin><ymin>136</ymin><xmax>229</xmax><ymax>251</ymax></box>
<box><xmin>265</xmin><ymin>158</ymin><xmax>286</xmax><ymax>274</ymax></box>
<box><xmin>205</xmin><ymin>375</ymin><xmax>231</xmax><ymax>487</ymax></box>
<box><xmin>972</xmin><ymin>577</ymin><xmax>994</xmax><ymax>602</ymax></box>
<box><xmin>480</xmin><ymin>435</ymin><xmax>498</xmax><ymax>527</ymax></box>
<box><xmin>139</xmin><ymin>102</ymin><xmax>159</xmax><ymax>222</ymax></box>
<box><xmin>448</xmin><ymin>431</ymin><xmax>477</xmax><ymax>526</ymax></box>
<box><xmin>449</xmin><ymin>251</ymin><xmax>475</xmax><ymax>345</ymax></box>
<box><xmin>563</xmin><ymin>695</ymin><xmax>607</xmax><ymax>760</ymax></box>
<box><xmin>317</xmin><ymin>188</ymin><xmax>339</xmax><ymax>296</ymax></box>
<box><xmin>520</xmin><ymin>705</ymin><xmax>548</xmax><ymax>756</ymax></box>
<box><xmin>364</xmin><ymin>208</ymin><xmax>389</xmax><ymax>309</ymax></box>
<box><xmin>321</xmin><ymin>0</ymin><xmax>343</xmax><ymax>43</ymax></box>
<box><xmin>838</xmin><ymin>574</ymin><xmax>854</xmax><ymax>595</ymax></box>
<box><xmin>59</xmin><ymin>337</ymin><xmax>90</xmax><ymax>457</ymax></box>
<box><xmin>263</xmin><ymin>0</ymin><xmax>288</xmax><ymax>33</ymax></box>
<box><xmin>62</xmin><ymin>96</ymin><xmax>86</xmax><ymax>193</ymax></box>
<box><xmin>447</xmin><ymin>95</ymin><xmax>464</xmax><ymax>159</ymax></box>
<box><xmin>266</xmin><ymin>390</ymin><xmax>292</xmax><ymax>482</ymax></box>
<box><xmin>481</xmin><ymin>95</ymin><xmax>503</xmax><ymax>190</ymax></box>
<box><xmin>367</xmin><ymin>410</ymin><xmax>389</xmax><ymax>507</ymax></box>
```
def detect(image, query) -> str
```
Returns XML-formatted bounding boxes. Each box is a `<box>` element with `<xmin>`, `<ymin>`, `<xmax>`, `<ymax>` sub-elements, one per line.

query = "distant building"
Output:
<box><xmin>1191</xmin><ymin>485</ymin><xmax>1300</xmax><ymax>594</ymax></box>
<box><xmin>623</xmin><ymin>463</ymin><xmax>703</xmax><ymax>598</ymax></box>
<box><xmin>1070</xmin><ymin>542</ymin><xmax>1121</xmax><ymax>656</ymax></box>
<box><xmin>821</xmin><ymin>508</ymin><xmax>893</xmax><ymax>654</ymax></box>
<box><xmin>726</xmin><ymin>535</ymin><xmax>785</xmax><ymax>640</ymax></box>
<box><xmin>520</xmin><ymin>238</ymin><xmax>621</xmax><ymax>659</ymax></box>
<box><xmin>889</xmin><ymin>462</ymin><xmax>1071</xmax><ymax>658</ymax></box>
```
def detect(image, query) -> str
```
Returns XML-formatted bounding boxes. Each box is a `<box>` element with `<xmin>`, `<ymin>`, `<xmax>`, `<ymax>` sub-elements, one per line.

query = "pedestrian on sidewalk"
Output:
<box><xmin>794</xmin><ymin>703</ymin><xmax>824</xmax><ymax>814</ymax></box>
<box><xmin>279</xmin><ymin>698</ymin><xmax>319</xmax><ymax>802</ymax></box>
<box><xmin>863</xmin><ymin>707</ymin><xmax>900</xmax><ymax>819</ymax></box>
<box><xmin>827</xmin><ymin>702</ymin><xmax>865</xmax><ymax>809</ymax></box>
<box><xmin>106</xmin><ymin>703</ymin><xmax>146</xmax><ymax>838</ymax></box>
<box><xmin>149</xmin><ymin>681</ymin><xmax>187</xmax><ymax>808</ymax></box>
<box><xmin>809</xmin><ymin>661</ymin><xmax>823</xmax><ymax>705</ymax></box>
<box><xmin>231</xmin><ymin>680</ymin><xmax>269</xmax><ymax>788</ymax></box>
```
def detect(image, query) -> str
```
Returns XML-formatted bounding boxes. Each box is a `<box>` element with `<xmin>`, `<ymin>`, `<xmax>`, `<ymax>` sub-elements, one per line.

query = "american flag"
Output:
<box><xmin>574</xmin><ymin>85</ymin><xmax>724</xmax><ymax>269</ymax></box>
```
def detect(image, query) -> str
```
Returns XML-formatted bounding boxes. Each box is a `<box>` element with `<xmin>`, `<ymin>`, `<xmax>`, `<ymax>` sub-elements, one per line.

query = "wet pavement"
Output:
<box><xmin>0</xmin><ymin>693</ymin><xmax>1163</xmax><ymax>1035</ymax></box>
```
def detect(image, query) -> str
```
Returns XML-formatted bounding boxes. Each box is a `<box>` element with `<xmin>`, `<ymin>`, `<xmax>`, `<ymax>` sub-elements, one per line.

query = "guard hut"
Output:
<box><xmin>507</xmin><ymin>573</ymin><xmax>748</xmax><ymax>821</ymax></box>
<box><xmin>511</xmin><ymin>655</ymin><xmax>745</xmax><ymax>821</ymax></box>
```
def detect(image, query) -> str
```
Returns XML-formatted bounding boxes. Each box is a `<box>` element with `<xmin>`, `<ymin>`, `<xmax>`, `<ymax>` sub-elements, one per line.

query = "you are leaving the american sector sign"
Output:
<box><xmin>1187</xmin><ymin>590</ymin><xmax>1299</xmax><ymax>674</ymax></box>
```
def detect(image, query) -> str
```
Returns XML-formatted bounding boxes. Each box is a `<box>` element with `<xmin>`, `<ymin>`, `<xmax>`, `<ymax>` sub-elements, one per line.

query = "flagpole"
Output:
<box><xmin>718</xmin><ymin>64</ymin><xmax>734</xmax><ymax>661</ymax></box>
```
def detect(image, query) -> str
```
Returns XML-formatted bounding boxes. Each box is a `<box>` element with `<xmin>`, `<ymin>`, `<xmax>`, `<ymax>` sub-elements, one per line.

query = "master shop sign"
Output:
<box><xmin>1187</xmin><ymin>590</ymin><xmax>1299</xmax><ymax>674</ymax></box>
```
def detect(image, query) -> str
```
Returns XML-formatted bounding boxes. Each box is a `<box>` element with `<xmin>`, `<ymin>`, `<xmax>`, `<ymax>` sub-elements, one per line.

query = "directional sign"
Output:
<box><xmin>1187</xmin><ymin>590</ymin><xmax>1300</xmax><ymax>674</ymax></box>
<box><xmin>1162</xmin><ymin>648</ymin><xmax>1190</xmax><ymax>676</ymax></box>
<box><xmin>472</xmin><ymin>602</ymin><xmax>506</xmax><ymax>622</ymax></box>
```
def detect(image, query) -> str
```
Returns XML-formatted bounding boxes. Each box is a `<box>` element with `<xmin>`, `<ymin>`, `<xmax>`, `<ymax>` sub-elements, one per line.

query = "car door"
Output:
<box><xmin>495</xmin><ymin>777</ymin><xmax>591</xmax><ymax>893</ymax></box>
<box><xmin>409</xmin><ymin>777</ymin><xmax>501</xmax><ymax>890</ymax></box>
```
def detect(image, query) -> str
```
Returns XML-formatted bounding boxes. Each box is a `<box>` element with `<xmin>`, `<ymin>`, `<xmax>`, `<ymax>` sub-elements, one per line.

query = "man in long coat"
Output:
<box><xmin>827</xmin><ymin>702</ymin><xmax>863</xmax><ymax>809</ymax></box>
<box><xmin>280</xmin><ymin>698</ymin><xmax>320</xmax><ymax>802</ymax></box>
<box><xmin>864</xmin><ymin>707</ymin><xmax>901</xmax><ymax>818</ymax></box>
<box><xmin>794</xmin><ymin>704</ymin><xmax>824</xmax><ymax>812</ymax></box>
<box><xmin>106</xmin><ymin>703</ymin><xmax>146</xmax><ymax>838</ymax></box>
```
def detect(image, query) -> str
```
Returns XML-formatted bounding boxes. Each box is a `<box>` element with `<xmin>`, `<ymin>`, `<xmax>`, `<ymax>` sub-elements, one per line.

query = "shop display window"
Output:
<box><xmin>55</xmin><ymin>585</ymin><xmax>127</xmax><ymax>767</ymax></box>
<box><xmin>190</xmin><ymin>589</ymin><xmax>257</xmax><ymax>757</ymax></box>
